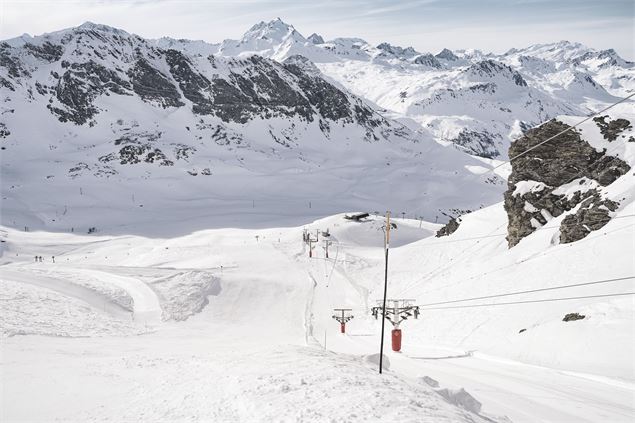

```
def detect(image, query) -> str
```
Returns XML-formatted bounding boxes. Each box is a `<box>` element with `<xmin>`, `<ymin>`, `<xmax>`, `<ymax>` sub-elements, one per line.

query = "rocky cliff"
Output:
<box><xmin>504</xmin><ymin>115</ymin><xmax>633</xmax><ymax>247</ymax></box>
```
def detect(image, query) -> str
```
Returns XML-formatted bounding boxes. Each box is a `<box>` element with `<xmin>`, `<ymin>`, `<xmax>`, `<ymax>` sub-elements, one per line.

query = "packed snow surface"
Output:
<box><xmin>1</xmin><ymin>201</ymin><xmax>633</xmax><ymax>421</ymax></box>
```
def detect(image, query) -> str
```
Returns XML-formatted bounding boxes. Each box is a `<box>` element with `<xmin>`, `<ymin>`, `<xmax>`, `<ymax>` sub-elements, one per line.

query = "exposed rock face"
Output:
<box><xmin>127</xmin><ymin>58</ymin><xmax>183</xmax><ymax>108</ymax></box>
<box><xmin>451</xmin><ymin>129</ymin><xmax>502</xmax><ymax>158</ymax></box>
<box><xmin>98</xmin><ymin>132</ymin><xmax>174</xmax><ymax>167</ymax></box>
<box><xmin>0</xmin><ymin>42</ymin><xmax>30</xmax><ymax>79</ymax></box>
<box><xmin>436</xmin><ymin>217</ymin><xmax>460</xmax><ymax>237</ymax></box>
<box><xmin>307</xmin><ymin>33</ymin><xmax>324</xmax><ymax>45</ymax></box>
<box><xmin>592</xmin><ymin>115</ymin><xmax>632</xmax><ymax>141</ymax></box>
<box><xmin>413</xmin><ymin>54</ymin><xmax>442</xmax><ymax>69</ymax></box>
<box><xmin>284</xmin><ymin>55</ymin><xmax>353</xmax><ymax>122</ymax></box>
<box><xmin>376</xmin><ymin>42</ymin><xmax>419</xmax><ymax>59</ymax></box>
<box><xmin>24</xmin><ymin>42</ymin><xmax>64</xmax><ymax>62</ymax></box>
<box><xmin>504</xmin><ymin>118</ymin><xmax>631</xmax><ymax>247</ymax></box>
<box><xmin>559</xmin><ymin>194</ymin><xmax>618</xmax><ymax>243</ymax></box>
<box><xmin>49</xmin><ymin>60</ymin><xmax>131</xmax><ymax>124</ymax></box>
<box><xmin>563</xmin><ymin>312</ymin><xmax>586</xmax><ymax>322</ymax></box>
<box><xmin>0</xmin><ymin>23</ymin><xmax>386</xmax><ymax>137</ymax></box>
<box><xmin>467</xmin><ymin>60</ymin><xmax>527</xmax><ymax>87</ymax></box>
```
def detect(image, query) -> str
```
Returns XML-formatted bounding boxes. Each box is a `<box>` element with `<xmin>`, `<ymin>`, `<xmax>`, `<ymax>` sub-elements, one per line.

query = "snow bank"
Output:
<box><xmin>149</xmin><ymin>271</ymin><xmax>221</xmax><ymax>321</ymax></box>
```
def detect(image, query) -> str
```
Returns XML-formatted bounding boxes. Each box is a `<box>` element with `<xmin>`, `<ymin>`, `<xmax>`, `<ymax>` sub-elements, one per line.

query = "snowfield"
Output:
<box><xmin>1</xmin><ymin>200</ymin><xmax>634</xmax><ymax>421</ymax></box>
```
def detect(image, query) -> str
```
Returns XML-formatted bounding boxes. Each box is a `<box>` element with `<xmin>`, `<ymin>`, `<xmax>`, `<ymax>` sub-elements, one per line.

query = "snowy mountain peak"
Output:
<box><xmin>307</xmin><ymin>33</ymin><xmax>324</xmax><ymax>45</ymax></box>
<box><xmin>76</xmin><ymin>21</ymin><xmax>127</xmax><ymax>33</ymax></box>
<box><xmin>218</xmin><ymin>18</ymin><xmax>308</xmax><ymax>58</ymax></box>
<box><xmin>435</xmin><ymin>48</ymin><xmax>459</xmax><ymax>61</ymax></box>
<box><xmin>242</xmin><ymin>18</ymin><xmax>304</xmax><ymax>44</ymax></box>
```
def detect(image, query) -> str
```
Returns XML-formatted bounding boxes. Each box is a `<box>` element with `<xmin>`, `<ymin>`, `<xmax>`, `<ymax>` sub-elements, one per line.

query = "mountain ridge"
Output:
<box><xmin>1</xmin><ymin>20</ymin><xmax>506</xmax><ymax>235</ymax></box>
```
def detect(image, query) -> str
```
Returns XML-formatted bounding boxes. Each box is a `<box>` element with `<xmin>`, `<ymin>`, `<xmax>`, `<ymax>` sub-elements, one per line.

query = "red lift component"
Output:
<box><xmin>332</xmin><ymin>308</ymin><xmax>354</xmax><ymax>334</ymax></box>
<box><xmin>391</xmin><ymin>328</ymin><xmax>402</xmax><ymax>352</ymax></box>
<box><xmin>371</xmin><ymin>299</ymin><xmax>420</xmax><ymax>353</ymax></box>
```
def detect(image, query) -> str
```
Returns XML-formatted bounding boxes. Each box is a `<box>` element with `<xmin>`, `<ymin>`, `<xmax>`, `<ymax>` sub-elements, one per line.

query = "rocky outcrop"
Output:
<box><xmin>376</xmin><ymin>42</ymin><xmax>419</xmax><ymax>59</ymax></box>
<box><xmin>49</xmin><ymin>60</ymin><xmax>132</xmax><ymax>124</ymax></box>
<box><xmin>504</xmin><ymin>118</ymin><xmax>630</xmax><ymax>247</ymax></box>
<box><xmin>592</xmin><ymin>116</ymin><xmax>632</xmax><ymax>141</ymax></box>
<box><xmin>98</xmin><ymin>132</ymin><xmax>175</xmax><ymax>166</ymax></box>
<box><xmin>466</xmin><ymin>60</ymin><xmax>527</xmax><ymax>87</ymax></box>
<box><xmin>127</xmin><ymin>58</ymin><xmax>183</xmax><ymax>108</ymax></box>
<box><xmin>24</xmin><ymin>42</ymin><xmax>64</xmax><ymax>62</ymax></box>
<box><xmin>559</xmin><ymin>194</ymin><xmax>618</xmax><ymax>243</ymax></box>
<box><xmin>307</xmin><ymin>33</ymin><xmax>324</xmax><ymax>45</ymax></box>
<box><xmin>451</xmin><ymin>129</ymin><xmax>502</xmax><ymax>158</ymax></box>
<box><xmin>413</xmin><ymin>54</ymin><xmax>442</xmax><ymax>69</ymax></box>
<box><xmin>0</xmin><ymin>25</ymin><xmax>387</xmax><ymax>136</ymax></box>
<box><xmin>0</xmin><ymin>42</ymin><xmax>30</xmax><ymax>79</ymax></box>
<box><xmin>436</xmin><ymin>218</ymin><xmax>460</xmax><ymax>237</ymax></box>
<box><xmin>164</xmin><ymin>49</ymin><xmax>215</xmax><ymax>116</ymax></box>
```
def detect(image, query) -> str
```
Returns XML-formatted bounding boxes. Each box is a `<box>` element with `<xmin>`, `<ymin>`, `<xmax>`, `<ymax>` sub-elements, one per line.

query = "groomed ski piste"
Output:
<box><xmin>2</xmin><ymin>112</ymin><xmax>634</xmax><ymax>422</ymax></box>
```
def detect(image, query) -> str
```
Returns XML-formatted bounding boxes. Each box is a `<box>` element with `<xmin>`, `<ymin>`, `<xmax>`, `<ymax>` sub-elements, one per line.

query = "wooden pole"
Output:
<box><xmin>379</xmin><ymin>211</ymin><xmax>391</xmax><ymax>374</ymax></box>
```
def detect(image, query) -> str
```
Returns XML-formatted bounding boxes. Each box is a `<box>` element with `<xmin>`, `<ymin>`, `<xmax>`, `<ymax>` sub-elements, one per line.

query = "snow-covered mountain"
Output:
<box><xmin>0</xmin><ymin>22</ymin><xmax>504</xmax><ymax>234</ymax></box>
<box><xmin>208</xmin><ymin>19</ymin><xmax>633</xmax><ymax>159</ymax></box>
<box><xmin>2</xmin><ymin>19</ymin><xmax>634</xmax><ymax>233</ymax></box>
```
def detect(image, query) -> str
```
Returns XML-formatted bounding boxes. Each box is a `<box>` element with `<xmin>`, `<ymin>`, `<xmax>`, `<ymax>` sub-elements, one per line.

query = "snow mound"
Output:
<box><xmin>436</xmin><ymin>387</ymin><xmax>483</xmax><ymax>414</ymax></box>
<box><xmin>149</xmin><ymin>271</ymin><xmax>221</xmax><ymax>321</ymax></box>
<box><xmin>363</xmin><ymin>352</ymin><xmax>390</xmax><ymax>370</ymax></box>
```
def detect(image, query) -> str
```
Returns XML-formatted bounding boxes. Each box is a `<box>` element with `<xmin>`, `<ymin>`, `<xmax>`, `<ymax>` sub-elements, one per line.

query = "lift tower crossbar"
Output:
<box><xmin>372</xmin><ymin>299</ymin><xmax>420</xmax><ymax>352</ymax></box>
<box><xmin>332</xmin><ymin>308</ymin><xmax>354</xmax><ymax>333</ymax></box>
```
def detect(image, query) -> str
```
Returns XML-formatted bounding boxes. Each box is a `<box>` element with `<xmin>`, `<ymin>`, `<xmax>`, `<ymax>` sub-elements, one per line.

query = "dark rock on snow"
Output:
<box><xmin>504</xmin><ymin>119</ymin><xmax>630</xmax><ymax>247</ymax></box>
<box><xmin>436</xmin><ymin>217</ymin><xmax>460</xmax><ymax>237</ymax></box>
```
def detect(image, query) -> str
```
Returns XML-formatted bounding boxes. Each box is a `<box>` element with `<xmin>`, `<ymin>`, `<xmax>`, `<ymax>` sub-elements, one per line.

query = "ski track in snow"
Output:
<box><xmin>1</xmin><ymin>267</ymin><xmax>132</xmax><ymax>318</ymax></box>
<box><xmin>68</xmin><ymin>267</ymin><xmax>162</xmax><ymax>322</ymax></box>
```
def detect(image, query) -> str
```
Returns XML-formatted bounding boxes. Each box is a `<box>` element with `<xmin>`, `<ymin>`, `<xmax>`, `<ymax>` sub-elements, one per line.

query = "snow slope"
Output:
<box><xmin>3</xmin><ymin>104</ymin><xmax>635</xmax><ymax>420</ymax></box>
<box><xmin>1</xmin><ymin>201</ymin><xmax>633</xmax><ymax>421</ymax></box>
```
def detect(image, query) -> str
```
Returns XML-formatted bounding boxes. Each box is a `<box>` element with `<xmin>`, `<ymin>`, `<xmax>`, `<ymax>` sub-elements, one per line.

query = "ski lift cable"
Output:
<box><xmin>491</xmin><ymin>92</ymin><xmax>635</xmax><ymax>172</ymax></box>
<box><xmin>401</xmin><ymin>92</ymin><xmax>635</xmax><ymax>221</ymax></box>
<box><xmin>400</xmin><ymin>222</ymin><xmax>509</xmax><ymax>295</ymax></box>
<box><xmin>407</xmin><ymin>221</ymin><xmax>635</xmax><ymax>299</ymax></box>
<box><xmin>422</xmin><ymin>214</ymin><xmax>634</xmax><ymax>245</ymax></box>
<box><xmin>396</xmin><ymin>216</ymin><xmax>634</xmax><ymax>298</ymax></box>
<box><xmin>395</xmin><ymin>126</ymin><xmax>635</xmax><ymax>297</ymax></box>
<box><xmin>405</xmin><ymin>92</ymin><xmax>635</xmax><ymax>222</ymax></box>
<box><xmin>418</xmin><ymin>292</ymin><xmax>635</xmax><ymax>310</ymax></box>
<box><xmin>417</xmin><ymin>275</ymin><xmax>634</xmax><ymax>308</ymax></box>
<box><xmin>326</xmin><ymin>243</ymin><xmax>341</xmax><ymax>287</ymax></box>
<box><xmin>397</xmin><ymin>219</ymin><xmax>635</xmax><ymax>297</ymax></box>
<box><xmin>328</xmin><ymin>213</ymin><xmax>634</xmax><ymax>251</ymax></box>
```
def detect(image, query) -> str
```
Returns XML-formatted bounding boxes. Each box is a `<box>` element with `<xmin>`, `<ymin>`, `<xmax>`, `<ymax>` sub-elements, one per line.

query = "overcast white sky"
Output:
<box><xmin>1</xmin><ymin>0</ymin><xmax>633</xmax><ymax>59</ymax></box>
